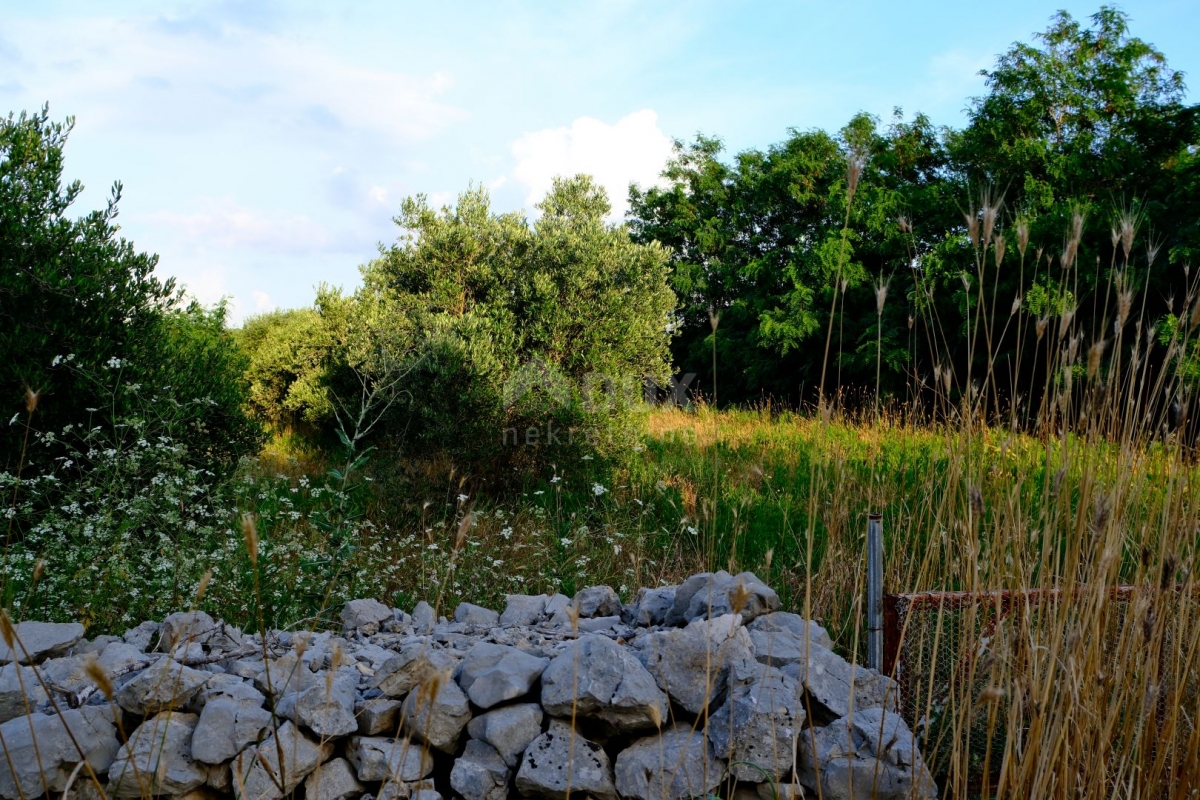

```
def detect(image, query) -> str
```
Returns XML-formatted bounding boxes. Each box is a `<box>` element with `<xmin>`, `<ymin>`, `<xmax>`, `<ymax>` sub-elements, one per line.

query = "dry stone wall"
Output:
<box><xmin>0</xmin><ymin>571</ymin><xmax>937</xmax><ymax>800</ymax></box>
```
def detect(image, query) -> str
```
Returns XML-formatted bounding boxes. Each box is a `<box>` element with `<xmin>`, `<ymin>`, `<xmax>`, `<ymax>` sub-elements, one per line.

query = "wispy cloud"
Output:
<box><xmin>5</xmin><ymin>14</ymin><xmax>463</xmax><ymax>143</ymax></box>
<box><xmin>142</xmin><ymin>199</ymin><xmax>333</xmax><ymax>254</ymax></box>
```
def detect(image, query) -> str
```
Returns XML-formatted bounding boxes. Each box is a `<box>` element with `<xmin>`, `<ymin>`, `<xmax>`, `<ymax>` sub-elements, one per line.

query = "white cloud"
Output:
<box><xmin>510</xmin><ymin>109</ymin><xmax>674</xmax><ymax>219</ymax></box>
<box><xmin>143</xmin><ymin>199</ymin><xmax>332</xmax><ymax>253</ymax></box>
<box><xmin>179</xmin><ymin>265</ymin><xmax>229</xmax><ymax>307</ymax></box>
<box><xmin>253</xmin><ymin>291</ymin><xmax>274</xmax><ymax>312</ymax></box>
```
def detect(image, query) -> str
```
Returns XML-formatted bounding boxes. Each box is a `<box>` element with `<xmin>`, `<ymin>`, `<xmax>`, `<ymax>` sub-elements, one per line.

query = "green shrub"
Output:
<box><xmin>352</xmin><ymin>175</ymin><xmax>677</xmax><ymax>478</ymax></box>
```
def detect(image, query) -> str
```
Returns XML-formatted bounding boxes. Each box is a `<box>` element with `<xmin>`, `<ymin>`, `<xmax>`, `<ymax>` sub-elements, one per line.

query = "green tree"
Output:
<box><xmin>356</xmin><ymin>176</ymin><xmax>676</xmax><ymax>476</ymax></box>
<box><xmin>238</xmin><ymin>308</ymin><xmax>334</xmax><ymax>433</ymax></box>
<box><xmin>1</xmin><ymin>107</ymin><xmax>259</xmax><ymax>473</ymax></box>
<box><xmin>629</xmin><ymin>7</ymin><xmax>1199</xmax><ymax>415</ymax></box>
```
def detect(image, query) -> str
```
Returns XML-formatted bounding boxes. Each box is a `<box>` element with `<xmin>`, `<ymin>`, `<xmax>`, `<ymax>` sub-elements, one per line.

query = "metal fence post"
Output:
<box><xmin>867</xmin><ymin>512</ymin><xmax>883</xmax><ymax>672</ymax></box>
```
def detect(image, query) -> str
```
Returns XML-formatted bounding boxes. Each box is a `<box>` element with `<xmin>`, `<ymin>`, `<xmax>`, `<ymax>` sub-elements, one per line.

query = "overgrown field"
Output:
<box><xmin>7</xmin><ymin>399</ymin><xmax>1200</xmax><ymax>795</ymax></box>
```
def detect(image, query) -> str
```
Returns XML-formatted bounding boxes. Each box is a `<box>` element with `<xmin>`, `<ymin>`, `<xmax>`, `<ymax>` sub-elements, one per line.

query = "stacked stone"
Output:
<box><xmin>0</xmin><ymin>572</ymin><xmax>937</xmax><ymax>800</ymax></box>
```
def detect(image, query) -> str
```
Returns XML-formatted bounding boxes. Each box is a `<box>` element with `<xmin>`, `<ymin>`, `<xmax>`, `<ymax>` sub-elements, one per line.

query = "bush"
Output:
<box><xmin>353</xmin><ymin>175</ymin><xmax>677</xmax><ymax>479</ymax></box>
<box><xmin>1</xmin><ymin>107</ymin><xmax>261</xmax><ymax>475</ymax></box>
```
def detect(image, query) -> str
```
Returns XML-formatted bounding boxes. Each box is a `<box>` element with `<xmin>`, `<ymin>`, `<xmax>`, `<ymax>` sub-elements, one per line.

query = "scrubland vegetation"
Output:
<box><xmin>4</xmin><ymin>6</ymin><xmax>1200</xmax><ymax>797</ymax></box>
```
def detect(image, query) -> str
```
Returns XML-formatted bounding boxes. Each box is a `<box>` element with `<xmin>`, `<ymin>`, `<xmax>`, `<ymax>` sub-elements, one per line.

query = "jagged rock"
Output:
<box><xmin>412</xmin><ymin>790</ymin><xmax>444</xmax><ymax>800</ymax></box>
<box><xmin>109</xmin><ymin>712</ymin><xmax>209</xmax><ymax>797</ymax></box>
<box><xmin>798</xmin><ymin>709</ymin><xmax>936</xmax><ymax>800</ymax></box>
<box><xmin>516</xmin><ymin>720</ymin><xmax>617</xmax><ymax>800</ymax></box>
<box><xmin>748</xmin><ymin>613</ymin><xmax>834</xmax><ymax>666</ymax></box>
<box><xmin>0</xmin><ymin>621</ymin><xmax>84</xmax><ymax>664</ymax></box>
<box><xmin>39</xmin><ymin>642</ymin><xmax>148</xmax><ymax>696</ymax></box>
<box><xmin>541</xmin><ymin>635</ymin><xmax>667</xmax><ymax>732</ymax></box>
<box><xmin>296</xmin><ymin>672</ymin><xmax>358</xmax><ymax>737</ymax></box>
<box><xmin>625</xmin><ymin>586</ymin><xmax>676</xmax><ymax>627</ymax></box>
<box><xmin>457</xmin><ymin>642</ymin><xmax>548</xmax><ymax>710</ymax></box>
<box><xmin>500</xmin><ymin>595</ymin><xmax>547</xmax><ymax>626</ymax></box>
<box><xmin>304</xmin><ymin>757</ymin><xmax>365</xmax><ymax>800</ymax></box>
<box><xmin>709</xmin><ymin>660</ymin><xmax>804</xmax><ymax>781</ymax></box>
<box><xmin>374</xmin><ymin>645</ymin><xmax>459</xmax><ymax>698</ymax></box>
<box><xmin>454</xmin><ymin>603</ymin><xmax>500</xmax><ymax>628</ymax></box>
<box><xmin>466</xmin><ymin>703</ymin><xmax>543</xmax><ymax>768</ymax></box>
<box><xmin>543</xmin><ymin>594</ymin><xmax>573</xmax><ymax>627</ymax></box>
<box><xmin>411</xmin><ymin>602</ymin><xmax>436</xmax><ymax>634</ymax></box>
<box><xmin>450</xmin><ymin>739</ymin><xmax>510</xmax><ymax>800</ymax></box>
<box><xmin>232</xmin><ymin>721</ymin><xmax>332</xmax><ymax>800</ymax></box>
<box><xmin>342</xmin><ymin>599</ymin><xmax>393</xmax><ymax>636</ymax></box>
<box><xmin>347</xmin><ymin>736</ymin><xmax>435</xmax><ymax>782</ymax></box>
<box><xmin>69</xmin><ymin>635</ymin><xmax>120</xmax><ymax>657</ymax></box>
<box><xmin>573</xmin><ymin>586</ymin><xmax>622</xmax><ymax>618</ymax></box>
<box><xmin>666</xmin><ymin>571</ymin><xmax>780</xmax><ymax>626</ymax></box>
<box><xmin>253</xmin><ymin>651</ymin><xmax>318</xmax><ymax>698</ymax></box>
<box><xmin>577</xmin><ymin>616</ymin><xmax>621</xmax><ymax>633</ymax></box>
<box><xmin>0</xmin><ymin>663</ymin><xmax>47</xmax><ymax>724</ymax></box>
<box><xmin>377</xmin><ymin>780</ymin><xmax>437</xmax><ymax>800</ymax></box>
<box><xmin>357</xmin><ymin>695</ymin><xmax>403</xmax><ymax>735</ymax></box>
<box><xmin>351</xmin><ymin>641</ymin><xmax>396</xmax><ymax>673</ymax></box>
<box><xmin>636</xmin><ymin>613</ymin><xmax>753</xmax><ymax>714</ymax></box>
<box><xmin>192</xmin><ymin>683</ymin><xmax>272</xmax><ymax>764</ymax></box>
<box><xmin>780</xmin><ymin>642</ymin><xmax>896</xmax><ymax>722</ymax></box>
<box><xmin>758</xmin><ymin>783</ymin><xmax>806</xmax><ymax>800</ymax></box>
<box><xmin>122</xmin><ymin>620</ymin><xmax>160</xmax><ymax>651</ymax></box>
<box><xmin>158</xmin><ymin>611</ymin><xmax>217</xmax><ymax>651</ymax></box>
<box><xmin>116</xmin><ymin>658</ymin><xmax>210</xmax><ymax>715</ymax></box>
<box><xmin>401</xmin><ymin>676</ymin><xmax>472</xmax><ymax>752</ymax></box>
<box><xmin>205</xmin><ymin>624</ymin><xmax>246</xmax><ymax>655</ymax></box>
<box><xmin>205</xmin><ymin>762</ymin><xmax>233</xmax><ymax>793</ymax></box>
<box><xmin>0</xmin><ymin>706</ymin><xmax>119</xmax><ymax>800</ymax></box>
<box><xmin>614</xmin><ymin>723</ymin><xmax>727</xmax><ymax>800</ymax></box>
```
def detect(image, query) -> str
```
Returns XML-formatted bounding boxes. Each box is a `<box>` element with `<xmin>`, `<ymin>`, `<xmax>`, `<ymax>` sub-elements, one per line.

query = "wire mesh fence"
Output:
<box><xmin>883</xmin><ymin>584</ymin><xmax>1200</xmax><ymax>791</ymax></box>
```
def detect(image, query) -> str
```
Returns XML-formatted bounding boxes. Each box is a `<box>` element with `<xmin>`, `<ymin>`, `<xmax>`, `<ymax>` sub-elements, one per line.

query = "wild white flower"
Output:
<box><xmin>500</xmin><ymin>526</ymin><xmax>513</xmax><ymax>539</ymax></box>
<box><xmin>534</xmin><ymin>490</ymin><xmax>544</xmax><ymax>495</ymax></box>
<box><xmin>686</xmin><ymin>525</ymin><xmax>699</xmax><ymax>536</ymax></box>
<box><xmin>592</xmin><ymin>483</ymin><xmax>608</xmax><ymax>496</ymax></box>
<box><xmin>613</xmin><ymin>544</ymin><xmax>622</xmax><ymax>555</ymax></box>
<box><xmin>581</xmin><ymin>455</ymin><xmax>593</xmax><ymax>460</ymax></box>
<box><xmin>457</xmin><ymin>493</ymin><xmax>469</xmax><ymax>503</ymax></box>
<box><xmin>560</xmin><ymin>538</ymin><xmax>572</xmax><ymax>547</ymax></box>
<box><xmin>550</xmin><ymin>476</ymin><xmax>562</xmax><ymax>484</ymax></box>
<box><xmin>105</xmin><ymin>357</ymin><xmax>123</xmax><ymax>369</ymax></box>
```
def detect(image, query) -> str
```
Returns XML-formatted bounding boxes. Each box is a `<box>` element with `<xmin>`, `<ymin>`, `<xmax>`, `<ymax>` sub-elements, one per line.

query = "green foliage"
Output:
<box><xmin>339</xmin><ymin>175</ymin><xmax>677</xmax><ymax>476</ymax></box>
<box><xmin>237</xmin><ymin>308</ymin><xmax>334</xmax><ymax>431</ymax></box>
<box><xmin>0</xmin><ymin>106</ymin><xmax>261</xmax><ymax>473</ymax></box>
<box><xmin>0</xmin><ymin>107</ymin><xmax>172</xmax><ymax>469</ymax></box>
<box><xmin>629</xmin><ymin>7</ymin><xmax>1199</xmax><ymax>412</ymax></box>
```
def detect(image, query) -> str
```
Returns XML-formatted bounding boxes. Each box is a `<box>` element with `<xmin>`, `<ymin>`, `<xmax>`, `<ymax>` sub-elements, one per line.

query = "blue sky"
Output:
<box><xmin>3</xmin><ymin>1</ymin><xmax>1196</xmax><ymax>323</ymax></box>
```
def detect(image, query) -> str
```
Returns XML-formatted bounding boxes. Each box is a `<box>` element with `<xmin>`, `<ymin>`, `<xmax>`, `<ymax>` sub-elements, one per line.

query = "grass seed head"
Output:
<box><xmin>1088</xmin><ymin>340</ymin><xmax>1107</xmax><ymax>379</ymax></box>
<box><xmin>0</xmin><ymin>610</ymin><xmax>13</xmax><ymax>648</ymax></box>
<box><xmin>24</xmin><ymin>387</ymin><xmax>39</xmax><ymax>414</ymax></box>
<box><xmin>195</xmin><ymin>569</ymin><xmax>212</xmax><ymax>603</ymax></box>
<box><xmin>83</xmin><ymin>657</ymin><xmax>115</xmax><ymax>700</ymax></box>
<box><xmin>965</xmin><ymin>211</ymin><xmax>980</xmax><ymax>250</ymax></box>
<box><xmin>241</xmin><ymin>514</ymin><xmax>259</xmax><ymax>566</ymax></box>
